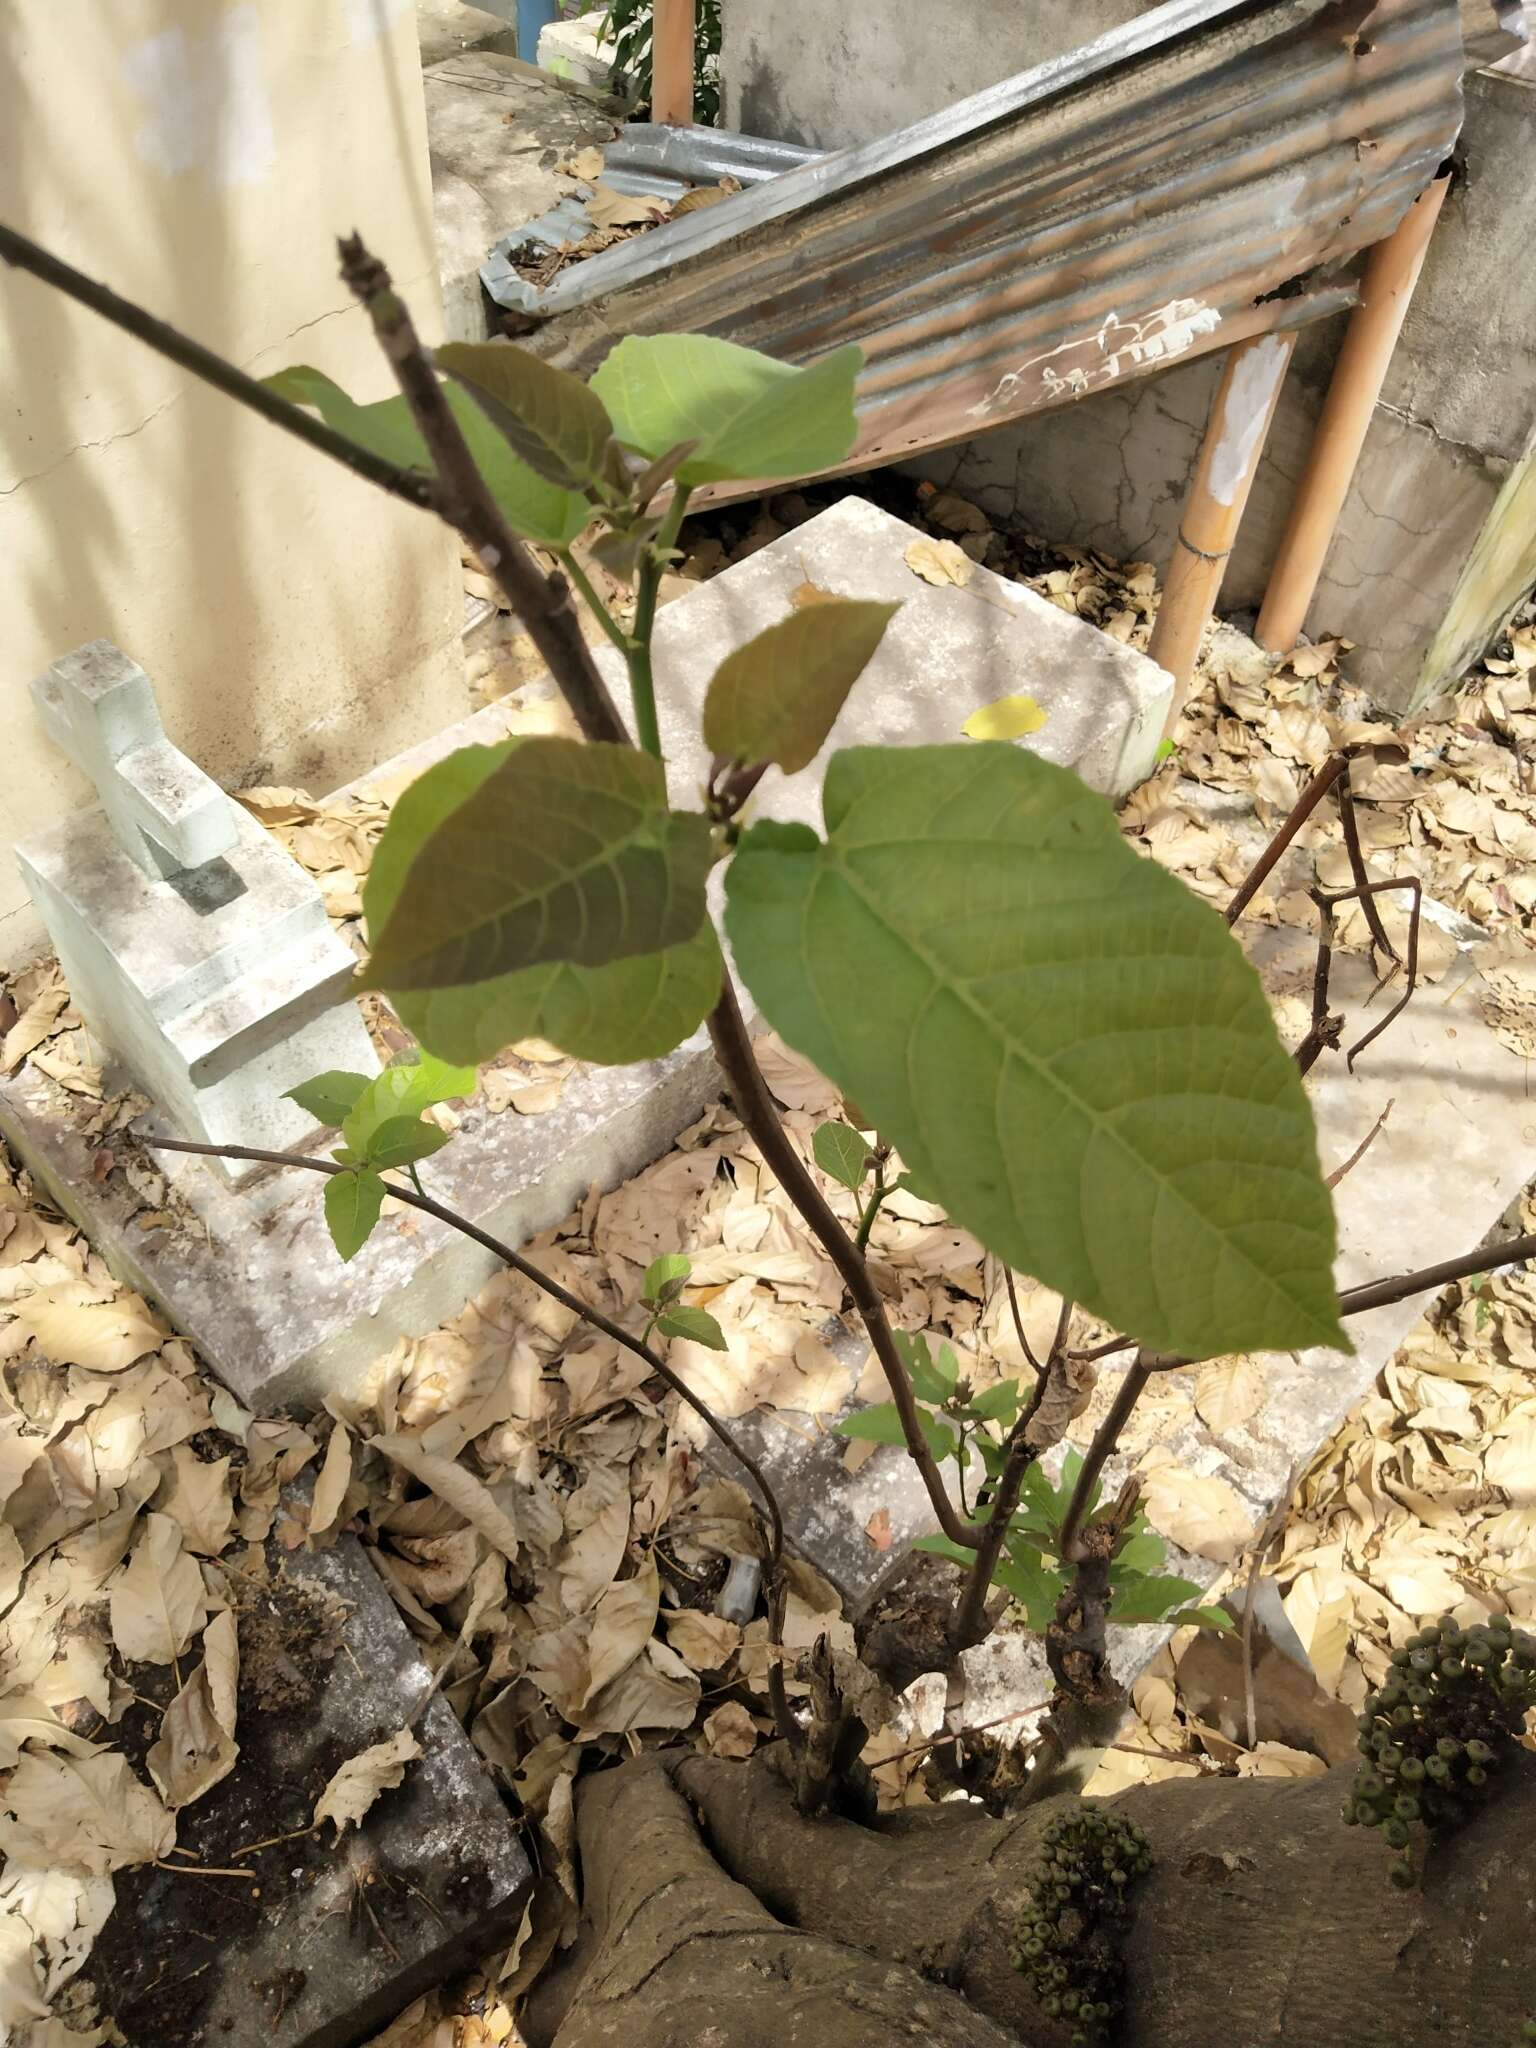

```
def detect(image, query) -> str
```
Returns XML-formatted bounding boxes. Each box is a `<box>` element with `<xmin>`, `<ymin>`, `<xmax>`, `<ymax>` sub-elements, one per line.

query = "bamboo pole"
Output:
<box><xmin>1255</xmin><ymin>175</ymin><xmax>1450</xmax><ymax>654</ymax></box>
<box><xmin>651</xmin><ymin>0</ymin><xmax>696</xmax><ymax>126</ymax></box>
<box><xmin>1148</xmin><ymin>329</ymin><xmax>1298</xmax><ymax>731</ymax></box>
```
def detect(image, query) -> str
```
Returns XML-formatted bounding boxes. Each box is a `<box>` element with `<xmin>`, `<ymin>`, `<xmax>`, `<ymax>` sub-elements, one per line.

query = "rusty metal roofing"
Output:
<box><xmin>499</xmin><ymin>0</ymin><xmax>1495</xmax><ymax>484</ymax></box>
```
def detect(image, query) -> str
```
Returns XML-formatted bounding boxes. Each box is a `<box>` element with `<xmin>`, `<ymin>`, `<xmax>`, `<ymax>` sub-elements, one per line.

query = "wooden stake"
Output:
<box><xmin>1149</xmin><ymin>330</ymin><xmax>1298</xmax><ymax>729</ymax></box>
<box><xmin>651</xmin><ymin>0</ymin><xmax>695</xmax><ymax>126</ymax></box>
<box><xmin>1256</xmin><ymin>176</ymin><xmax>1450</xmax><ymax>653</ymax></box>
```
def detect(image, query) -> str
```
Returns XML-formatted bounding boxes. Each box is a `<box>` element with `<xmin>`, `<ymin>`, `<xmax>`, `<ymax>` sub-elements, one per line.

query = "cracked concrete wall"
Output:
<box><xmin>0</xmin><ymin>0</ymin><xmax>466</xmax><ymax>969</ymax></box>
<box><xmin>723</xmin><ymin>4</ymin><xmax>1536</xmax><ymax>711</ymax></box>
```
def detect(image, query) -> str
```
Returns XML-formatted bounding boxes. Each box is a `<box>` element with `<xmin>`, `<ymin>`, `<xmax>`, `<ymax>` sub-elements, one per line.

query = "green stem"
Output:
<box><xmin>559</xmin><ymin>549</ymin><xmax>633</xmax><ymax>658</ymax></box>
<box><xmin>626</xmin><ymin>487</ymin><xmax>693</xmax><ymax>760</ymax></box>
<box><xmin>853</xmin><ymin>1171</ymin><xmax>887</xmax><ymax>1255</ymax></box>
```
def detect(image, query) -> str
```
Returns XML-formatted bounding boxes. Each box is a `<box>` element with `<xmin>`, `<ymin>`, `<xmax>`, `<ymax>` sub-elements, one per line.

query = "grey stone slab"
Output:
<box><xmin>0</xmin><ymin>1028</ymin><xmax>720</xmax><ymax>1415</ymax></box>
<box><xmin>88</xmin><ymin>1529</ymin><xmax>529</xmax><ymax>2048</ymax></box>
<box><xmin>621</xmin><ymin>496</ymin><xmax>1174</xmax><ymax>803</ymax></box>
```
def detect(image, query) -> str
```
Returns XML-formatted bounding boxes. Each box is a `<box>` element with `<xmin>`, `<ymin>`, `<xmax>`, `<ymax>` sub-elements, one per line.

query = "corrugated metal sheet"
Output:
<box><xmin>495</xmin><ymin>0</ymin><xmax>1479</xmax><ymax>483</ymax></box>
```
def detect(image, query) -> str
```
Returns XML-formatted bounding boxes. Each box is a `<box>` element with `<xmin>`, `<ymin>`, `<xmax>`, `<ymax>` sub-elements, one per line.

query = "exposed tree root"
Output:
<box><xmin>531</xmin><ymin>1750</ymin><xmax>1536</xmax><ymax>2048</ymax></box>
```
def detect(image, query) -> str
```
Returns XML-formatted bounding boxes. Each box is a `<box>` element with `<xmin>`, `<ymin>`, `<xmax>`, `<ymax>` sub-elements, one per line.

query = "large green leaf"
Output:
<box><xmin>365</xmin><ymin>736</ymin><xmax>713</xmax><ymax>991</ymax></box>
<box><xmin>590</xmin><ymin>335</ymin><xmax>862</xmax><ymax>487</ymax></box>
<box><xmin>265</xmin><ymin>365</ymin><xmax>589</xmax><ymax>546</ymax></box>
<box><xmin>704</xmin><ymin>601</ymin><xmax>899</xmax><ymax>773</ymax></box>
<box><xmin>366</xmin><ymin>744</ymin><xmax>722</xmax><ymax>1065</ymax></box>
<box><xmin>437</xmin><ymin>341</ymin><xmax>614</xmax><ymax>491</ymax></box>
<box><xmin>724</xmin><ymin>744</ymin><xmax>1345</xmax><ymax>1362</ymax></box>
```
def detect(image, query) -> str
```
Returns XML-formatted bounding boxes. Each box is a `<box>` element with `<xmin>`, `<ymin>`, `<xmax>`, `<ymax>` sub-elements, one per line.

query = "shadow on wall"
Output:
<box><xmin>0</xmin><ymin>2</ymin><xmax>461</xmax><ymax>961</ymax></box>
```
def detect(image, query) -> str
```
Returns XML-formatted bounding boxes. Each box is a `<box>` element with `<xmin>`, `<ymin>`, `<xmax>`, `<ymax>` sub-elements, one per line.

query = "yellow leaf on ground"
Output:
<box><xmin>962</xmin><ymin>694</ymin><xmax>1048</xmax><ymax>742</ymax></box>
<box><xmin>701</xmin><ymin>1701</ymin><xmax>760</xmax><ymax>1759</ymax></box>
<box><xmin>146</xmin><ymin>1612</ymin><xmax>239</xmax><ymax>1809</ymax></box>
<box><xmin>13</xmin><ymin>1285</ymin><xmax>162</xmax><ymax>1373</ymax></box>
<box><xmin>904</xmin><ymin>536</ymin><xmax>974</xmax><ymax>588</ymax></box>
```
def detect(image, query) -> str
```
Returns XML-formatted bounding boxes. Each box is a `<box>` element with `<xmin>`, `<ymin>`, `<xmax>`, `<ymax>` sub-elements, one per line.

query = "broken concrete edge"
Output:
<box><xmin>89</xmin><ymin>1522</ymin><xmax>531</xmax><ymax>2048</ymax></box>
<box><xmin>0</xmin><ymin>1031</ymin><xmax>723</xmax><ymax>1415</ymax></box>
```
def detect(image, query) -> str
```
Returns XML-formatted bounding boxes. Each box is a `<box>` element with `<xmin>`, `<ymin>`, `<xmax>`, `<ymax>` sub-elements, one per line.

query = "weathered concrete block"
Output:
<box><xmin>16</xmin><ymin>644</ymin><xmax>380</xmax><ymax>1178</ymax></box>
<box><xmin>624</xmin><ymin>496</ymin><xmax>1175</xmax><ymax>802</ymax></box>
<box><xmin>0</xmin><ymin>1026</ymin><xmax>720</xmax><ymax>1414</ymax></box>
<box><xmin>89</xmin><ymin>1528</ymin><xmax>530</xmax><ymax>2048</ymax></box>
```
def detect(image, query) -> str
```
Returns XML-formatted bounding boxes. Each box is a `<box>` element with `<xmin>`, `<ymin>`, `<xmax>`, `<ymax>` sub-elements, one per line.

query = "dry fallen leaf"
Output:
<box><xmin>701</xmin><ymin>1700</ymin><xmax>760</xmax><ymax>1759</ymax></box>
<box><xmin>662</xmin><ymin>1606</ymin><xmax>742</xmax><ymax>1671</ymax></box>
<box><xmin>13</xmin><ymin>1285</ymin><xmax>162</xmax><ymax>1373</ymax></box>
<box><xmin>1140</xmin><ymin>1467</ymin><xmax>1252</xmax><ymax>1563</ymax></box>
<box><xmin>586</xmin><ymin>183</ymin><xmax>669</xmax><ymax>230</ymax></box>
<box><xmin>314</xmin><ymin>1727</ymin><xmax>421</xmax><ymax>1834</ymax></box>
<box><xmin>156</xmin><ymin>1445</ymin><xmax>235</xmax><ymax>1557</ymax></box>
<box><xmin>146</xmin><ymin>1610</ymin><xmax>239</xmax><ymax>1809</ymax></box>
<box><xmin>107</xmin><ymin>1513</ymin><xmax>209</xmax><ymax>1666</ymax></box>
<box><xmin>309</xmin><ymin>1422</ymin><xmax>353</xmax><ymax>1538</ymax></box>
<box><xmin>0</xmin><ymin>1752</ymin><xmax>174</xmax><ymax>1876</ymax></box>
<box><xmin>865</xmin><ymin>1507</ymin><xmax>894</xmax><ymax>1552</ymax></box>
<box><xmin>904</xmin><ymin>536</ymin><xmax>975</xmax><ymax>588</ymax></box>
<box><xmin>559</xmin><ymin>145</ymin><xmax>604</xmax><ymax>181</ymax></box>
<box><xmin>371</xmin><ymin>1434</ymin><xmax>522</xmax><ymax>1561</ymax></box>
<box><xmin>1193</xmin><ymin>1357</ymin><xmax>1267</xmax><ymax>1435</ymax></box>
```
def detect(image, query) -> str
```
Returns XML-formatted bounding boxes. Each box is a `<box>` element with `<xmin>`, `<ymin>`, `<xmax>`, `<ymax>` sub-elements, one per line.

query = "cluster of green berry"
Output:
<box><xmin>1344</xmin><ymin>1613</ymin><xmax>1536</xmax><ymax>1887</ymax></box>
<box><xmin>1009</xmin><ymin>1809</ymin><xmax>1153</xmax><ymax>2045</ymax></box>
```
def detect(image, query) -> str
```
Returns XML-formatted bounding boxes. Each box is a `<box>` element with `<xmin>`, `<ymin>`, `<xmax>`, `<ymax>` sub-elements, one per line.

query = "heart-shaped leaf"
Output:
<box><xmin>591</xmin><ymin>335</ymin><xmax>862</xmax><ymax>486</ymax></box>
<box><xmin>812</xmin><ymin>1119</ymin><xmax>874</xmax><ymax>1191</ymax></box>
<box><xmin>704</xmin><ymin>601</ymin><xmax>899</xmax><ymax>773</ymax></box>
<box><xmin>365</xmin><ymin>737</ymin><xmax>713</xmax><ymax>991</ymax></box>
<box><xmin>725</xmin><ymin>744</ymin><xmax>1344</xmax><ymax>1362</ymax></box>
<box><xmin>366</xmin><ymin>746</ymin><xmax>723</xmax><ymax>1066</ymax></box>
<box><xmin>356</xmin><ymin>1117</ymin><xmax>451</xmax><ymax>1172</ymax></box>
<box><xmin>654</xmin><ymin>1305</ymin><xmax>727</xmax><ymax>1351</ymax></box>
<box><xmin>437</xmin><ymin>341</ymin><xmax>614</xmax><ymax>491</ymax></box>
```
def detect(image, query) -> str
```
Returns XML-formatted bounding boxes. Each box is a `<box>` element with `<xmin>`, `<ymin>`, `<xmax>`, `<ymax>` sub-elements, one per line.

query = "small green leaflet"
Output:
<box><xmin>324</xmin><ymin>1171</ymin><xmax>386</xmax><ymax>1262</ymax></box>
<box><xmin>1106</xmin><ymin>1573</ymin><xmax>1208</xmax><ymax>1625</ymax></box>
<box><xmin>437</xmin><ymin>340</ymin><xmax>614</xmax><ymax>491</ymax></box>
<box><xmin>340</xmin><ymin>1052</ymin><xmax>476</xmax><ymax>1159</ymax></box>
<box><xmin>285</xmin><ymin>1070</ymin><xmax>371</xmax><ymax>1126</ymax></box>
<box><xmin>812</xmin><ymin>1120</ymin><xmax>873</xmax><ymax>1192</ymax></box>
<box><xmin>654</xmin><ymin>1305</ymin><xmax>727</xmax><ymax>1350</ymax></box>
<box><xmin>643</xmin><ymin>1252</ymin><xmax>692</xmax><ymax>1307</ymax></box>
<box><xmin>834</xmin><ymin>1399</ymin><xmax>956</xmax><ymax>1463</ymax></box>
<box><xmin>356</xmin><ymin>1117</ymin><xmax>451</xmax><ymax>1172</ymax></box>
<box><xmin>894</xmin><ymin>1329</ymin><xmax>957</xmax><ymax>1407</ymax></box>
<box><xmin>703</xmin><ymin>602</ymin><xmax>898</xmax><ymax>774</ymax></box>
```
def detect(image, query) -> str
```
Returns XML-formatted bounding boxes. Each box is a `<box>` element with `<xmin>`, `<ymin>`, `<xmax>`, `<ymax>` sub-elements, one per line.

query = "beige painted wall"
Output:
<box><xmin>0</xmin><ymin>0</ymin><xmax>467</xmax><ymax>966</ymax></box>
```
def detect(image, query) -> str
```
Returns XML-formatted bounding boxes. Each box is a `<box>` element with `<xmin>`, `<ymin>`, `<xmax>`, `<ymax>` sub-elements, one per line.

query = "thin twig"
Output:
<box><xmin>0</xmin><ymin>223</ymin><xmax>437</xmax><ymax>511</ymax></box>
<box><xmin>705</xmin><ymin>978</ymin><xmax>978</xmax><ymax>1552</ymax></box>
<box><xmin>1224</xmin><ymin>753</ymin><xmax>1347</xmax><ymax>928</ymax></box>
<box><xmin>1335</xmin><ymin>770</ymin><xmax>1400</xmax><ymax>965</ymax></box>
<box><xmin>144</xmin><ymin>1131</ymin><xmax>798</xmax><ymax>1741</ymax></box>
<box><xmin>1326</xmin><ymin>1098</ymin><xmax>1394</xmax><ymax>1189</ymax></box>
<box><xmin>336</xmin><ymin>235</ymin><xmax>630</xmax><ymax>751</ymax></box>
<box><xmin>873</xmin><ymin>1698</ymin><xmax>1053</xmax><ymax>1771</ymax></box>
<box><xmin>1335</xmin><ymin>1229</ymin><xmax>1536</xmax><ymax>1318</ymax></box>
<box><xmin>1056</xmin><ymin>1360</ymin><xmax>1151</xmax><ymax>1562</ymax></box>
<box><xmin>1003</xmin><ymin>1267</ymin><xmax>1041</xmax><ymax>1375</ymax></box>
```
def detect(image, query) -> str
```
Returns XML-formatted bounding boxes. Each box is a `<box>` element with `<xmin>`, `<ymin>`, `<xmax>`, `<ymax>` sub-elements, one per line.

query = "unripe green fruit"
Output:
<box><xmin>1440</xmin><ymin>1658</ymin><xmax>1465</xmax><ymax>1679</ymax></box>
<box><xmin>1389</xmin><ymin>1863</ymin><xmax>1415</xmax><ymax>1890</ymax></box>
<box><xmin>1466</xmin><ymin>1766</ymin><xmax>1488</xmax><ymax>1788</ymax></box>
<box><xmin>1466</xmin><ymin>1739</ymin><xmax>1493</xmax><ymax>1763</ymax></box>
<box><xmin>1409</xmin><ymin>1650</ymin><xmax>1435</xmax><ymax>1674</ymax></box>
<box><xmin>1394</xmin><ymin>1796</ymin><xmax>1420</xmax><ymax>1822</ymax></box>
<box><xmin>1465</xmin><ymin>1640</ymin><xmax>1492</xmax><ymax>1667</ymax></box>
<box><xmin>1384</xmin><ymin>1820</ymin><xmax>1410</xmax><ymax>1849</ymax></box>
<box><xmin>1425</xmin><ymin>1756</ymin><xmax>1449</xmax><ymax>1781</ymax></box>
